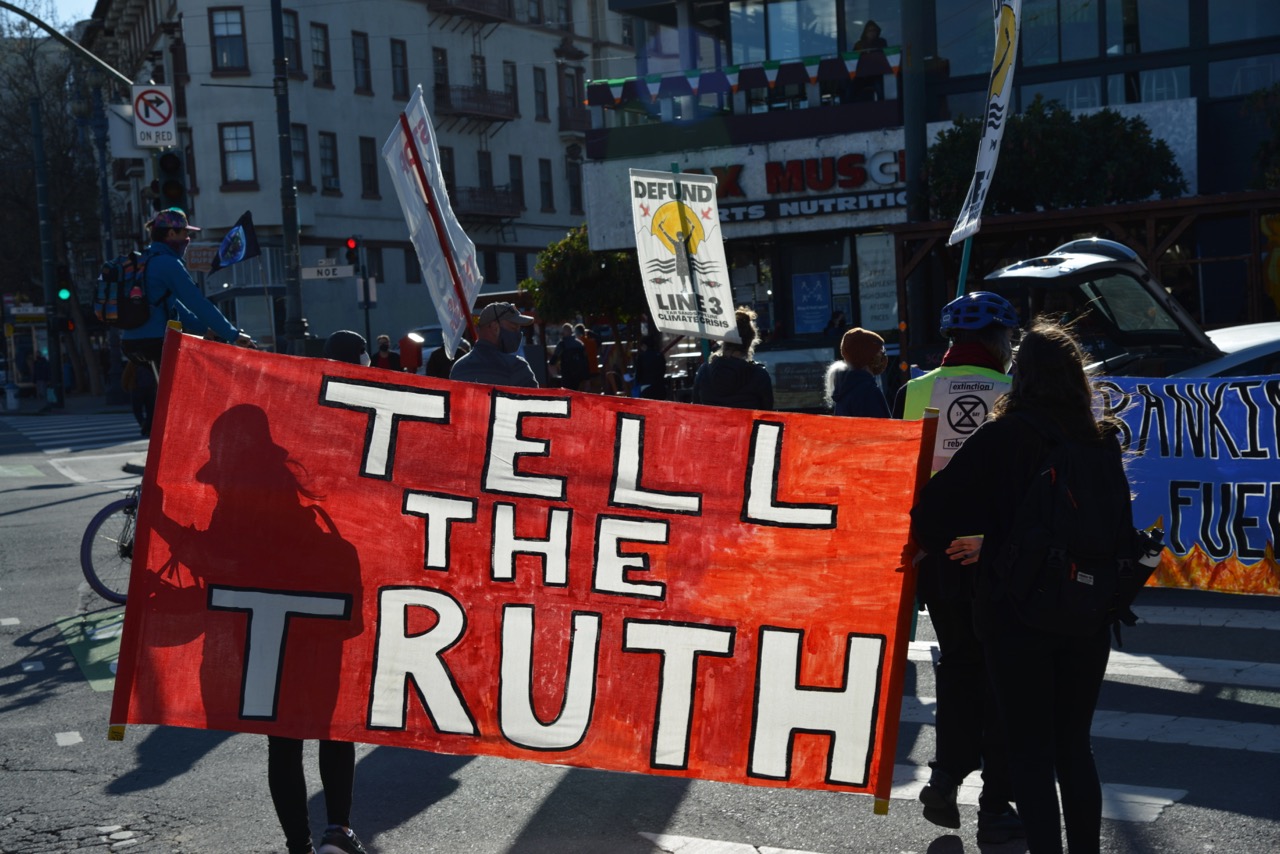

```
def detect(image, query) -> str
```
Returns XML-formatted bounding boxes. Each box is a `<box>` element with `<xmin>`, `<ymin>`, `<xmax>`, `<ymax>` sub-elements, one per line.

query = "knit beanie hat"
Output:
<box><xmin>324</xmin><ymin>329</ymin><xmax>368</xmax><ymax>365</ymax></box>
<box><xmin>840</xmin><ymin>327</ymin><xmax>885</xmax><ymax>368</ymax></box>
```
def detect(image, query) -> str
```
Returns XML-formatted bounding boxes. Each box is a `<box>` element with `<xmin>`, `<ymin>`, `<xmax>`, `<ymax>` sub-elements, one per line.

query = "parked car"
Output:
<box><xmin>982</xmin><ymin>238</ymin><xmax>1223</xmax><ymax>377</ymax></box>
<box><xmin>1168</xmin><ymin>321</ymin><xmax>1280</xmax><ymax>378</ymax></box>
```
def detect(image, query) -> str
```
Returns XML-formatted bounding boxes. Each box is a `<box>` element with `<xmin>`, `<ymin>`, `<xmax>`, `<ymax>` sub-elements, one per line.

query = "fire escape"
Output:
<box><xmin>425</xmin><ymin>0</ymin><xmax>521</xmax><ymax>234</ymax></box>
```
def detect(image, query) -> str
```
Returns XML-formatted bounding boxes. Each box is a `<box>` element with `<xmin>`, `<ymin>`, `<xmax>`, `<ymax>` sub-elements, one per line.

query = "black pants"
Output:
<box><xmin>925</xmin><ymin>598</ymin><xmax>1013</xmax><ymax>810</ymax></box>
<box><xmin>986</xmin><ymin>625</ymin><xmax>1111</xmax><ymax>854</ymax></box>
<box><xmin>267</xmin><ymin>737</ymin><xmax>355</xmax><ymax>854</ymax></box>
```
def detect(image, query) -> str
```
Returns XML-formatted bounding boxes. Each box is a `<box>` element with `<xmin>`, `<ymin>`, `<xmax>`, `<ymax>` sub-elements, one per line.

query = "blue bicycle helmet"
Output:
<box><xmin>939</xmin><ymin>291</ymin><xmax>1019</xmax><ymax>337</ymax></box>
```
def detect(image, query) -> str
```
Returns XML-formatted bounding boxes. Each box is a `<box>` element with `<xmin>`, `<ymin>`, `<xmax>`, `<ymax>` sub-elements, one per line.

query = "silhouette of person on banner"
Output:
<box><xmin>149</xmin><ymin>403</ymin><xmax>367</xmax><ymax>854</ymax></box>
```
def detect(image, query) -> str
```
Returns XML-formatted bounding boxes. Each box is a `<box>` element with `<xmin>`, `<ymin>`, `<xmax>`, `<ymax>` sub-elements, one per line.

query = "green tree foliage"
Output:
<box><xmin>1248</xmin><ymin>83</ymin><xmax>1280</xmax><ymax>190</ymax></box>
<box><xmin>520</xmin><ymin>224</ymin><xmax>647</xmax><ymax>328</ymax></box>
<box><xmin>927</xmin><ymin>96</ymin><xmax>1187</xmax><ymax>219</ymax></box>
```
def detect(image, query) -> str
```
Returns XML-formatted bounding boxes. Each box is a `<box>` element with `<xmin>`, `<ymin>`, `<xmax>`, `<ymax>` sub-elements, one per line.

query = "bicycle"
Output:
<box><xmin>80</xmin><ymin>484</ymin><xmax>140</xmax><ymax>604</ymax></box>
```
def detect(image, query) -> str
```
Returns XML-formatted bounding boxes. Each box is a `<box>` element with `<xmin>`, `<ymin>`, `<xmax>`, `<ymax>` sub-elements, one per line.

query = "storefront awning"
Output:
<box><xmin>586</xmin><ymin>47</ymin><xmax>902</xmax><ymax>106</ymax></box>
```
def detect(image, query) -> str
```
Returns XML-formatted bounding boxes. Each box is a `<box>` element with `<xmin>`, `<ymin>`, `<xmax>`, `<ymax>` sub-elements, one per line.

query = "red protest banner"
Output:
<box><xmin>110</xmin><ymin>332</ymin><xmax>926</xmax><ymax>804</ymax></box>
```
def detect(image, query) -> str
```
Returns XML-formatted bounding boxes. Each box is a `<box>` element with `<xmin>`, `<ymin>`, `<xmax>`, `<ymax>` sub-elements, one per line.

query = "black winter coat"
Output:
<box><xmin>692</xmin><ymin>355</ymin><xmax>774</xmax><ymax>410</ymax></box>
<box><xmin>910</xmin><ymin>412</ymin><xmax>1132</xmax><ymax>638</ymax></box>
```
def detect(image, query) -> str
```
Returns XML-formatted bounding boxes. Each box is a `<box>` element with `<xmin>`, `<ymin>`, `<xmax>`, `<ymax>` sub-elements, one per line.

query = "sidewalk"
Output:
<box><xmin>1</xmin><ymin>389</ymin><xmax>132</xmax><ymax>418</ymax></box>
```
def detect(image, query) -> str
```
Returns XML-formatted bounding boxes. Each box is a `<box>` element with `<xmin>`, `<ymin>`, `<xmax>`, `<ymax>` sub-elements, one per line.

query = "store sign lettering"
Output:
<box><xmin>684</xmin><ymin>150</ymin><xmax>905</xmax><ymax>202</ymax></box>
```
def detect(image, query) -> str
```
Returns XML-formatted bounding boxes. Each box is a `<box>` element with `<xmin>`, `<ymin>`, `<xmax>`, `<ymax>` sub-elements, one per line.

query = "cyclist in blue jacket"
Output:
<box><xmin>121</xmin><ymin>207</ymin><xmax>252</xmax><ymax>368</ymax></box>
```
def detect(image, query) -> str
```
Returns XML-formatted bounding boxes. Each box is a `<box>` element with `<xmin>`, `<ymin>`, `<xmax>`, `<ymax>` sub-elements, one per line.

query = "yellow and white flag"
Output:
<box><xmin>947</xmin><ymin>0</ymin><xmax>1022</xmax><ymax>246</ymax></box>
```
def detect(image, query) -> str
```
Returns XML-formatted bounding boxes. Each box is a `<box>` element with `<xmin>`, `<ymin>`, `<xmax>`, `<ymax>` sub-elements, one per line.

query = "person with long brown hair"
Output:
<box><xmin>911</xmin><ymin>319</ymin><xmax>1134</xmax><ymax>854</ymax></box>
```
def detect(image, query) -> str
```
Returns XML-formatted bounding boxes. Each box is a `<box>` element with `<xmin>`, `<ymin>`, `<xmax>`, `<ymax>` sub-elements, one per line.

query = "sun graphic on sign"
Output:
<box><xmin>650</xmin><ymin>202</ymin><xmax>705</xmax><ymax>256</ymax></box>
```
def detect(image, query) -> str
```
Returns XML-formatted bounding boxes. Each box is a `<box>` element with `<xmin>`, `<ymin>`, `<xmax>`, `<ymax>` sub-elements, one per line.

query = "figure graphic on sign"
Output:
<box><xmin>146</xmin><ymin>403</ymin><xmax>368</xmax><ymax>854</ymax></box>
<box><xmin>643</xmin><ymin>201</ymin><xmax>723</xmax><ymax>290</ymax></box>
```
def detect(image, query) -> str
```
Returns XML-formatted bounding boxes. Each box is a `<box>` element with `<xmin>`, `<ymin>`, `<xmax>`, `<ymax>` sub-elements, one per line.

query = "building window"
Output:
<box><xmin>353</xmin><ymin>31</ymin><xmax>372</xmax><ymax>93</ymax></box>
<box><xmin>472</xmin><ymin>54</ymin><xmax>487</xmax><ymax>91</ymax></box>
<box><xmin>539</xmin><ymin>157</ymin><xmax>554</xmax><ymax>211</ymax></box>
<box><xmin>391</xmin><ymin>39</ymin><xmax>410</xmax><ymax>99</ymax></box>
<box><xmin>515</xmin><ymin>252</ymin><xmax>529</xmax><ymax>282</ymax></box>
<box><xmin>534</xmin><ymin>67</ymin><xmax>549</xmax><ymax>120</ymax></box>
<box><xmin>478</xmin><ymin>150</ymin><xmax>493</xmax><ymax>190</ymax></box>
<box><xmin>1104</xmin><ymin>0</ymin><xmax>1188</xmax><ymax>56</ymax></box>
<box><xmin>210</xmin><ymin>8</ymin><xmax>248</xmax><ymax>72</ymax></box>
<box><xmin>359</xmin><ymin>137</ymin><xmax>380</xmax><ymax>198</ymax></box>
<box><xmin>433</xmin><ymin>47</ymin><xmax>449</xmax><ymax>109</ymax></box>
<box><xmin>621</xmin><ymin>15</ymin><xmax>634</xmax><ymax>47</ymax></box>
<box><xmin>556</xmin><ymin>0</ymin><xmax>573</xmax><ymax>31</ymax></box>
<box><xmin>566</xmin><ymin>146</ymin><xmax>583</xmax><ymax>215</ymax></box>
<box><xmin>311</xmin><ymin>23</ymin><xmax>332</xmax><ymax>86</ymax></box>
<box><xmin>504</xmin><ymin>62</ymin><xmax>519</xmax><ymax>114</ymax></box>
<box><xmin>1209</xmin><ymin>54</ymin><xmax>1280</xmax><ymax>97</ymax></box>
<box><xmin>483</xmin><ymin>250</ymin><xmax>499</xmax><ymax>284</ymax></box>
<box><xmin>290</xmin><ymin>123</ymin><xmax>311</xmax><ymax>187</ymax></box>
<box><xmin>528</xmin><ymin>0</ymin><xmax>543</xmax><ymax>25</ymax></box>
<box><xmin>509</xmin><ymin>155</ymin><xmax>524</xmax><ymax>208</ymax></box>
<box><xmin>439</xmin><ymin>146</ymin><xmax>455</xmax><ymax>194</ymax></box>
<box><xmin>405</xmin><ymin>248</ymin><xmax>421</xmax><ymax>284</ymax></box>
<box><xmin>1208</xmin><ymin>0</ymin><xmax>1280</xmax><ymax>44</ymax></box>
<box><xmin>319</xmin><ymin>131</ymin><xmax>339</xmax><ymax>192</ymax></box>
<box><xmin>282</xmin><ymin>10</ymin><xmax>303</xmax><ymax>73</ymax></box>
<box><xmin>219</xmin><ymin>122</ymin><xmax>256</xmax><ymax>185</ymax></box>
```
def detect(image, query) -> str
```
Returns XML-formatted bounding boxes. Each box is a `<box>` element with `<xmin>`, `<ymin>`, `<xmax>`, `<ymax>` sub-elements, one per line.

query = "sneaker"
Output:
<box><xmin>977</xmin><ymin>807</ymin><xmax>1026</xmax><ymax>844</ymax></box>
<box><xmin>316</xmin><ymin>826</ymin><xmax>368</xmax><ymax>854</ymax></box>
<box><xmin>919</xmin><ymin>769</ymin><xmax>961</xmax><ymax>829</ymax></box>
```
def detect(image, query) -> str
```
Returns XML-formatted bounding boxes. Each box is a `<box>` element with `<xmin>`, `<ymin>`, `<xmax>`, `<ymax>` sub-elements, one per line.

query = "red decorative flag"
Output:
<box><xmin>111</xmin><ymin>332</ymin><xmax>927</xmax><ymax>807</ymax></box>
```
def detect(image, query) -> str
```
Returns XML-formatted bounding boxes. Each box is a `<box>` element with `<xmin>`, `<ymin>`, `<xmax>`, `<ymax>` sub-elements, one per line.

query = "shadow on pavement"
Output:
<box><xmin>105</xmin><ymin>726</ymin><xmax>235</xmax><ymax>794</ymax></box>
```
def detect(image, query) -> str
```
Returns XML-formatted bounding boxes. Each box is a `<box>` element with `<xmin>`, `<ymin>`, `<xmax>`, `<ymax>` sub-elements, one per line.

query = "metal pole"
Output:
<box><xmin>0</xmin><ymin>1</ymin><xmax>133</xmax><ymax>89</ymax></box>
<box><xmin>270</xmin><ymin>0</ymin><xmax>305</xmax><ymax>353</ymax></box>
<box><xmin>31</xmin><ymin>98</ymin><xmax>64</xmax><ymax>408</ymax></box>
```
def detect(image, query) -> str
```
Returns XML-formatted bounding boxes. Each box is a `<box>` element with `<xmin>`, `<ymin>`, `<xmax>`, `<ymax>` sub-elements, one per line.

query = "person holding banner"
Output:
<box><xmin>691</xmin><ymin>307</ymin><xmax>773</xmax><ymax>410</ymax></box>
<box><xmin>911</xmin><ymin>320</ymin><xmax>1127</xmax><ymax>854</ymax></box>
<box><xmin>449</xmin><ymin>302</ymin><xmax>539</xmax><ymax>388</ymax></box>
<box><xmin>894</xmin><ymin>291</ymin><xmax>1021</xmax><ymax>842</ymax></box>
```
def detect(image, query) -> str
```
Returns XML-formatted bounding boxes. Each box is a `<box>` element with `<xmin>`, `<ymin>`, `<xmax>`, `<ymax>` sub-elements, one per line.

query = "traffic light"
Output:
<box><xmin>57</xmin><ymin>287</ymin><xmax>72</xmax><ymax>302</ymax></box>
<box><xmin>155</xmin><ymin>149</ymin><xmax>189</xmax><ymax>213</ymax></box>
<box><xmin>345</xmin><ymin>236</ymin><xmax>362</xmax><ymax>266</ymax></box>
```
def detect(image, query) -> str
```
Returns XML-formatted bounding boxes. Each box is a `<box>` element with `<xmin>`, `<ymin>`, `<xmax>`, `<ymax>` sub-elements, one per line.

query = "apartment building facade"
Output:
<box><xmin>81</xmin><ymin>0</ymin><xmax>633</xmax><ymax>344</ymax></box>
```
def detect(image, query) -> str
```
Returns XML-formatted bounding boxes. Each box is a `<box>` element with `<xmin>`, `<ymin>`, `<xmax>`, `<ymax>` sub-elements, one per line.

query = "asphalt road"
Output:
<box><xmin>1</xmin><ymin>411</ymin><xmax>1277</xmax><ymax>853</ymax></box>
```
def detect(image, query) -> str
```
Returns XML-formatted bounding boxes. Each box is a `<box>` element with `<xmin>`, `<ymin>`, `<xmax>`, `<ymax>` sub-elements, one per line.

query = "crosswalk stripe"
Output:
<box><xmin>908</xmin><ymin>640</ymin><xmax>1280</xmax><ymax>688</ymax></box>
<box><xmin>0</xmin><ymin>415</ymin><xmax>144</xmax><ymax>454</ymax></box>
<box><xmin>901</xmin><ymin>694</ymin><xmax>1280</xmax><ymax>753</ymax></box>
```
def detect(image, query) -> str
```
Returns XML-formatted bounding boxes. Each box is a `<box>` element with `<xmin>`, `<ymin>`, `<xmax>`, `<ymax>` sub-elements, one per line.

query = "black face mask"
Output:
<box><xmin>379</xmin><ymin>344</ymin><xmax>389</xmax><ymax>352</ymax></box>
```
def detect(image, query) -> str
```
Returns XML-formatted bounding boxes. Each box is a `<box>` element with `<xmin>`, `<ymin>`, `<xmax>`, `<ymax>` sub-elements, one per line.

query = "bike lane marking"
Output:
<box><xmin>55</xmin><ymin>610</ymin><xmax>123</xmax><ymax>692</ymax></box>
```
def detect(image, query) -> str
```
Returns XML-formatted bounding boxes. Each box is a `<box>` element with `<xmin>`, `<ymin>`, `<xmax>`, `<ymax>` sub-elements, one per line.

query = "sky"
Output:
<box><xmin>52</xmin><ymin>1</ymin><xmax>97</xmax><ymax>25</ymax></box>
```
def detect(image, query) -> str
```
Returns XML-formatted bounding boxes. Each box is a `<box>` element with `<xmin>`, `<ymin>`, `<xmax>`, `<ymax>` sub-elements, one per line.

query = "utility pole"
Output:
<box><xmin>270</xmin><ymin>0</ymin><xmax>306</xmax><ymax>353</ymax></box>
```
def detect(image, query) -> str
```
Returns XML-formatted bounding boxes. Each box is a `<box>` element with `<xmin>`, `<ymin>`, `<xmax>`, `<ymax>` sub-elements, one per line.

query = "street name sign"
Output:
<box><xmin>302</xmin><ymin>265</ymin><xmax>355</xmax><ymax>280</ymax></box>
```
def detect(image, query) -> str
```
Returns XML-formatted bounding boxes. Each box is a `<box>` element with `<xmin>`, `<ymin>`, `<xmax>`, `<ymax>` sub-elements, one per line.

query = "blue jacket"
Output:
<box><xmin>828</xmin><ymin>363</ymin><xmax>890</xmax><ymax>418</ymax></box>
<box><xmin>449</xmin><ymin>339</ymin><xmax>539</xmax><ymax>388</ymax></box>
<box><xmin>121</xmin><ymin>242</ymin><xmax>239</xmax><ymax>342</ymax></box>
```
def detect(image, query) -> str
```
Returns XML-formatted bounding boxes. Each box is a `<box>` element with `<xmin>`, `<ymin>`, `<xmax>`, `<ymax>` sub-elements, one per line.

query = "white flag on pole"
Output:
<box><xmin>381</xmin><ymin>87</ymin><xmax>482</xmax><ymax>358</ymax></box>
<box><xmin>947</xmin><ymin>0</ymin><xmax>1022</xmax><ymax>246</ymax></box>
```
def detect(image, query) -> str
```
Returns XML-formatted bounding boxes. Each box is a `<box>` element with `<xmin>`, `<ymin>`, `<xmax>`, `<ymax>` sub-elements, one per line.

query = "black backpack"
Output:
<box><xmin>94</xmin><ymin>250</ymin><xmax>160</xmax><ymax>330</ymax></box>
<box><xmin>994</xmin><ymin>413</ymin><xmax>1158</xmax><ymax>642</ymax></box>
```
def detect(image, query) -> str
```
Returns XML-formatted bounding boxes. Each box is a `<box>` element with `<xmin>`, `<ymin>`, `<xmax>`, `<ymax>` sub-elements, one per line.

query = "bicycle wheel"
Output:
<box><xmin>80</xmin><ymin>497</ymin><xmax>138</xmax><ymax>604</ymax></box>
